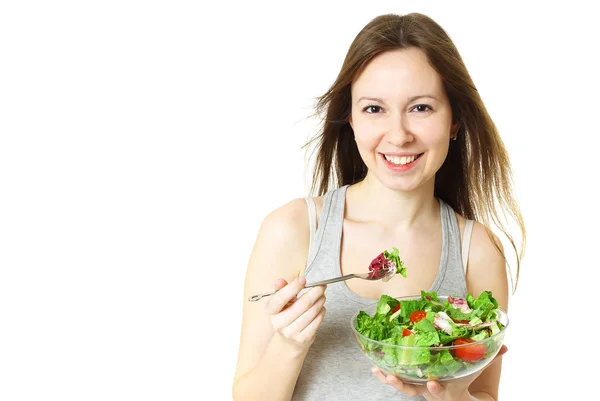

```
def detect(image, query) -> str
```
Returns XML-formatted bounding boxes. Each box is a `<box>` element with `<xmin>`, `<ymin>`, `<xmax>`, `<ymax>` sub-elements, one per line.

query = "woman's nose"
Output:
<box><xmin>386</xmin><ymin>114</ymin><xmax>415</xmax><ymax>146</ymax></box>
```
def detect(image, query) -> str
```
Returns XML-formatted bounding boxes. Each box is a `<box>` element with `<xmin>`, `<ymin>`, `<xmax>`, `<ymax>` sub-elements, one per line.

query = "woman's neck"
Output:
<box><xmin>346</xmin><ymin>173</ymin><xmax>439</xmax><ymax>230</ymax></box>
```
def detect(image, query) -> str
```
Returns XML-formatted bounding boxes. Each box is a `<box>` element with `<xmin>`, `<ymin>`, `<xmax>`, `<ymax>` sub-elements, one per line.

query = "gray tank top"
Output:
<box><xmin>293</xmin><ymin>185</ymin><xmax>469</xmax><ymax>400</ymax></box>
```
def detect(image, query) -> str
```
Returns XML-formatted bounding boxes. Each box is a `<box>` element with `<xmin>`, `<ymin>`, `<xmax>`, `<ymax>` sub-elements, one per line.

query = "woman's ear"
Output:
<box><xmin>451</xmin><ymin>122</ymin><xmax>460</xmax><ymax>140</ymax></box>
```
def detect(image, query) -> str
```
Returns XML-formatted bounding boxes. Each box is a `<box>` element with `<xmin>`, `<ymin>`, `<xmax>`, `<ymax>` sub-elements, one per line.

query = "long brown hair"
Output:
<box><xmin>305</xmin><ymin>13</ymin><xmax>526</xmax><ymax>291</ymax></box>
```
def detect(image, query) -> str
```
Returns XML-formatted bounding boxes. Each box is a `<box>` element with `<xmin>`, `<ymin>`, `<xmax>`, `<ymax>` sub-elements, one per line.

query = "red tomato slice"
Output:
<box><xmin>409</xmin><ymin>310</ymin><xmax>427</xmax><ymax>324</ymax></box>
<box><xmin>402</xmin><ymin>328</ymin><xmax>413</xmax><ymax>337</ymax></box>
<box><xmin>392</xmin><ymin>304</ymin><xmax>400</xmax><ymax>313</ymax></box>
<box><xmin>453</xmin><ymin>338</ymin><xmax>487</xmax><ymax>363</ymax></box>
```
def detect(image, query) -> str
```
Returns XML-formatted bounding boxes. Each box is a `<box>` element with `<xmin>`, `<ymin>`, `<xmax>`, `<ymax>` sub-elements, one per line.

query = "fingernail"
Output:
<box><xmin>298</xmin><ymin>277</ymin><xmax>306</xmax><ymax>285</ymax></box>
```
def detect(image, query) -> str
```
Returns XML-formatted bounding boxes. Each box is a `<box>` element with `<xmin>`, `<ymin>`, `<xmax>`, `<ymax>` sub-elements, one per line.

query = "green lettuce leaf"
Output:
<box><xmin>384</xmin><ymin>247</ymin><xmax>407</xmax><ymax>277</ymax></box>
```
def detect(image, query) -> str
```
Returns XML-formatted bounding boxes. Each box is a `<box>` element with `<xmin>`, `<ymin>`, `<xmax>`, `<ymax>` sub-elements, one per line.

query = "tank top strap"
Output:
<box><xmin>434</xmin><ymin>199</ymin><xmax>468</xmax><ymax>297</ymax></box>
<box><xmin>303</xmin><ymin>185</ymin><xmax>348</xmax><ymax>278</ymax></box>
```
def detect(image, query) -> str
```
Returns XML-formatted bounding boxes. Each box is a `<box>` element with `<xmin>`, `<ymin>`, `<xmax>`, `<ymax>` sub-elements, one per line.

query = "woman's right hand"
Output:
<box><xmin>265</xmin><ymin>277</ymin><xmax>327</xmax><ymax>355</ymax></box>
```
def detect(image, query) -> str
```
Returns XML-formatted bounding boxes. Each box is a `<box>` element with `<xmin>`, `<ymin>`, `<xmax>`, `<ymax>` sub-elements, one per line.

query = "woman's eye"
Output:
<box><xmin>363</xmin><ymin>105</ymin><xmax>383</xmax><ymax>113</ymax></box>
<box><xmin>413</xmin><ymin>104</ymin><xmax>432</xmax><ymax>112</ymax></box>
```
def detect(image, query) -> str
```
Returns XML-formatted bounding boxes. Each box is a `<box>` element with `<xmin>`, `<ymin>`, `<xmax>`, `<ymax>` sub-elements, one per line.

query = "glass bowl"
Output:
<box><xmin>351</xmin><ymin>295</ymin><xmax>508</xmax><ymax>384</ymax></box>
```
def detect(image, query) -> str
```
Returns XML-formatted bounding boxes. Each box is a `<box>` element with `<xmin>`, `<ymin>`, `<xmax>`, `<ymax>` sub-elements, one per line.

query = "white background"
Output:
<box><xmin>1</xmin><ymin>1</ymin><xmax>598</xmax><ymax>400</ymax></box>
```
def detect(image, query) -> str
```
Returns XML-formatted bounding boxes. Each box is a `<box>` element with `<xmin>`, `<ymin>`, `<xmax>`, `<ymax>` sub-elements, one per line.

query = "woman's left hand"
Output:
<box><xmin>371</xmin><ymin>345</ymin><xmax>507</xmax><ymax>400</ymax></box>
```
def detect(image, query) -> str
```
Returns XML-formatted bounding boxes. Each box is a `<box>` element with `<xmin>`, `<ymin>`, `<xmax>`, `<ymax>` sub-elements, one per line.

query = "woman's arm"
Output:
<box><xmin>462</xmin><ymin>222</ymin><xmax>509</xmax><ymax>401</ymax></box>
<box><xmin>232</xmin><ymin>199</ymin><xmax>325</xmax><ymax>401</ymax></box>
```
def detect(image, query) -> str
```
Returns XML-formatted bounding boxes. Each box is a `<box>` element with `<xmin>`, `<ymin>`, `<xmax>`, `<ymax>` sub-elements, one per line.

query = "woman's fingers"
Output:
<box><xmin>272</xmin><ymin>279</ymin><xmax>294</xmax><ymax>308</ymax></box>
<box><xmin>289</xmin><ymin>285</ymin><xmax>326</xmax><ymax>316</ymax></box>
<box><xmin>371</xmin><ymin>367</ymin><xmax>387</xmax><ymax>384</ymax></box>
<box><xmin>370</xmin><ymin>345</ymin><xmax>510</xmax><ymax>397</ymax></box>
<box><xmin>266</xmin><ymin>278</ymin><xmax>328</xmax><ymax>347</ymax></box>
<box><xmin>496</xmin><ymin>344</ymin><xmax>508</xmax><ymax>359</ymax></box>
<box><xmin>384</xmin><ymin>375</ymin><xmax>422</xmax><ymax>397</ymax></box>
<box><xmin>265</xmin><ymin>277</ymin><xmax>306</xmax><ymax>314</ymax></box>
<box><xmin>370</xmin><ymin>368</ymin><xmax>424</xmax><ymax>397</ymax></box>
<box><xmin>273</xmin><ymin>278</ymin><xmax>288</xmax><ymax>291</ymax></box>
<box><xmin>426</xmin><ymin>380</ymin><xmax>443</xmax><ymax>394</ymax></box>
<box><xmin>276</xmin><ymin>285</ymin><xmax>326</xmax><ymax>327</ymax></box>
<box><xmin>284</xmin><ymin>295</ymin><xmax>326</xmax><ymax>335</ymax></box>
<box><xmin>297</xmin><ymin>306</ymin><xmax>326</xmax><ymax>343</ymax></box>
<box><xmin>423</xmin><ymin>346</ymin><xmax>509</xmax><ymax>397</ymax></box>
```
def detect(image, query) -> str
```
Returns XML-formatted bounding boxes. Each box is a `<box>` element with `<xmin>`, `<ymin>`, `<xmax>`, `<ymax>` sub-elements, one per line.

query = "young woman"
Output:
<box><xmin>233</xmin><ymin>12</ymin><xmax>525</xmax><ymax>401</ymax></box>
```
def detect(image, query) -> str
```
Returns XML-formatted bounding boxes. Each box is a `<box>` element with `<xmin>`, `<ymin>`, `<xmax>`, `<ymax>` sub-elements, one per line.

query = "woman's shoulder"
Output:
<box><xmin>263</xmin><ymin>194</ymin><xmax>326</xmax><ymax>229</ymax></box>
<box><xmin>452</xmin><ymin>210</ymin><xmax>504</xmax><ymax>259</ymax></box>
<box><xmin>258</xmin><ymin>198</ymin><xmax>309</xmax><ymax>243</ymax></box>
<box><xmin>262</xmin><ymin>195</ymin><xmax>322</xmax><ymax>230</ymax></box>
<box><xmin>453</xmin><ymin>210</ymin><xmax>508</xmax><ymax>307</ymax></box>
<box><xmin>247</xmin><ymin>195</ymin><xmax>324</xmax><ymax>280</ymax></box>
<box><xmin>245</xmin><ymin>198</ymin><xmax>312</xmax><ymax>283</ymax></box>
<box><xmin>256</xmin><ymin>195</ymin><xmax>323</xmax><ymax>253</ymax></box>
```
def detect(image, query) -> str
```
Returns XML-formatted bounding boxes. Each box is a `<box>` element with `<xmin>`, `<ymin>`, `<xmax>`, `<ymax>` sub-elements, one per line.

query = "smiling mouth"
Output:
<box><xmin>382</xmin><ymin>153</ymin><xmax>423</xmax><ymax>165</ymax></box>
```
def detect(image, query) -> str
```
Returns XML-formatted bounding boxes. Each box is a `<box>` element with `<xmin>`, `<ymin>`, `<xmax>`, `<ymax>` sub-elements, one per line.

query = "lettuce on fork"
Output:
<box><xmin>367</xmin><ymin>247</ymin><xmax>408</xmax><ymax>280</ymax></box>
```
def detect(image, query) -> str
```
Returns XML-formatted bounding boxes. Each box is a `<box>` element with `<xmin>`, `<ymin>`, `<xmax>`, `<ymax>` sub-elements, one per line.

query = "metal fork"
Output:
<box><xmin>248</xmin><ymin>271</ymin><xmax>393</xmax><ymax>302</ymax></box>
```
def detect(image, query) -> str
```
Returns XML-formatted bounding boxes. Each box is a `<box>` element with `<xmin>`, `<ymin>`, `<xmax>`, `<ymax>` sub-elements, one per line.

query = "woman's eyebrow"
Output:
<box><xmin>357</xmin><ymin>96</ymin><xmax>385</xmax><ymax>103</ymax></box>
<box><xmin>407</xmin><ymin>94</ymin><xmax>440</xmax><ymax>102</ymax></box>
<box><xmin>356</xmin><ymin>94</ymin><xmax>441</xmax><ymax>104</ymax></box>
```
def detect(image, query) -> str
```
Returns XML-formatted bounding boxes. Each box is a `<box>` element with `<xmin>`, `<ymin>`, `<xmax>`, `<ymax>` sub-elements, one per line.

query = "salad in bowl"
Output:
<box><xmin>351</xmin><ymin>290</ymin><xmax>508</xmax><ymax>383</ymax></box>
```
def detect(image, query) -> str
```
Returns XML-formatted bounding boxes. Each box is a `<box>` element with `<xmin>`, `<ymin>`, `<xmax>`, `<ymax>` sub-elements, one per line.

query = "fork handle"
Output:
<box><xmin>304</xmin><ymin>273</ymin><xmax>359</xmax><ymax>287</ymax></box>
<box><xmin>247</xmin><ymin>274</ymin><xmax>359</xmax><ymax>302</ymax></box>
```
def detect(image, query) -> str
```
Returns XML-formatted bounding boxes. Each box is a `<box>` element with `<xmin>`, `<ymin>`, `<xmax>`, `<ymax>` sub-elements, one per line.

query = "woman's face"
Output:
<box><xmin>350</xmin><ymin>47</ymin><xmax>457</xmax><ymax>192</ymax></box>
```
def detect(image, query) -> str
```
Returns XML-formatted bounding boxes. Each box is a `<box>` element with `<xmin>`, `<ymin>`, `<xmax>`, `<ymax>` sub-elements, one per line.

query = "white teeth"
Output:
<box><xmin>384</xmin><ymin>154</ymin><xmax>417</xmax><ymax>165</ymax></box>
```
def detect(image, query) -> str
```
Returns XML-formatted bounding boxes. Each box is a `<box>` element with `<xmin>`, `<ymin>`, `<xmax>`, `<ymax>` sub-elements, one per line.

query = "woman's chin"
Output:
<box><xmin>369</xmin><ymin>172</ymin><xmax>434</xmax><ymax>193</ymax></box>
<box><xmin>377</xmin><ymin>177</ymin><xmax>422</xmax><ymax>193</ymax></box>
